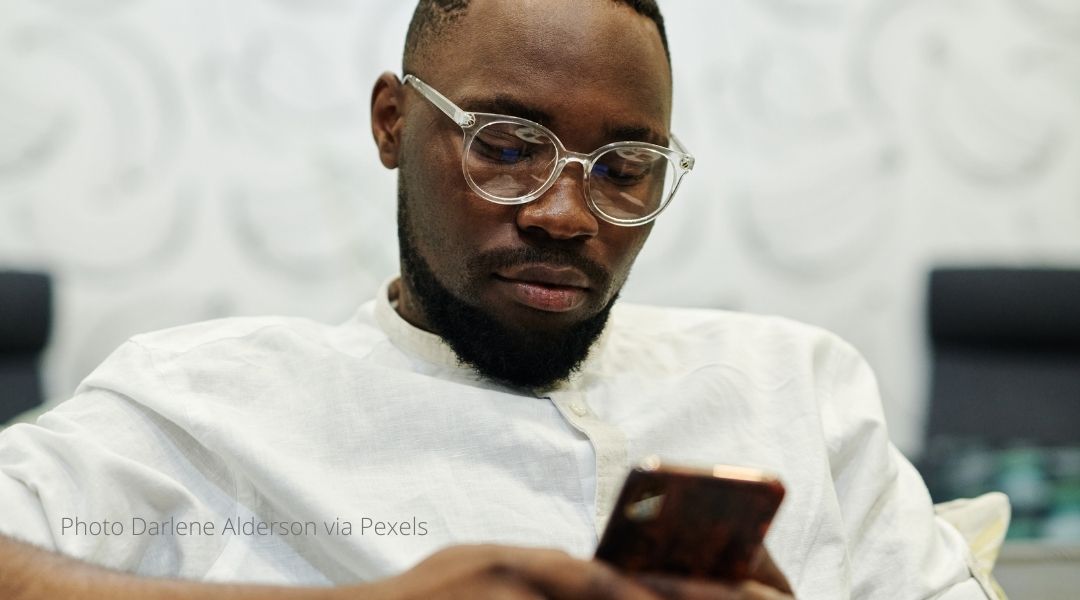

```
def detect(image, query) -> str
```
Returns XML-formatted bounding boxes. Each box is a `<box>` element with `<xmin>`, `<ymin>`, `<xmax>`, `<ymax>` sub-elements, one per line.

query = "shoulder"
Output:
<box><xmin>127</xmin><ymin>315</ymin><xmax>325</xmax><ymax>353</ymax></box>
<box><xmin>595</xmin><ymin>301</ymin><xmax>869</xmax><ymax>398</ymax></box>
<box><xmin>606</xmin><ymin>301</ymin><xmax>852</xmax><ymax>361</ymax></box>
<box><xmin>77</xmin><ymin>303</ymin><xmax>387</xmax><ymax>395</ymax></box>
<box><xmin>123</xmin><ymin>303</ymin><xmax>383</xmax><ymax>357</ymax></box>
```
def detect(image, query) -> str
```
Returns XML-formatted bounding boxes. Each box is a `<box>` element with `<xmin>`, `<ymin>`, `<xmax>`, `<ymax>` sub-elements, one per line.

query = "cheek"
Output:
<box><xmin>400</xmin><ymin>128</ymin><xmax>497</xmax><ymax>293</ymax></box>
<box><xmin>401</xmin><ymin>134</ymin><xmax>464</xmax><ymax>251</ymax></box>
<box><xmin>607</xmin><ymin>226</ymin><xmax>652</xmax><ymax>280</ymax></box>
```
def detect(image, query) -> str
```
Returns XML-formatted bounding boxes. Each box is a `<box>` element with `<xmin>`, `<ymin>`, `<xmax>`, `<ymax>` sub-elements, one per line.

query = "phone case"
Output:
<box><xmin>595</xmin><ymin>460</ymin><xmax>786</xmax><ymax>581</ymax></box>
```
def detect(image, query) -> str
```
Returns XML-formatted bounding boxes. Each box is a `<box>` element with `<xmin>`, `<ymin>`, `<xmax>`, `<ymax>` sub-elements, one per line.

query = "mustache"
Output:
<box><xmin>468</xmin><ymin>246</ymin><xmax>611</xmax><ymax>287</ymax></box>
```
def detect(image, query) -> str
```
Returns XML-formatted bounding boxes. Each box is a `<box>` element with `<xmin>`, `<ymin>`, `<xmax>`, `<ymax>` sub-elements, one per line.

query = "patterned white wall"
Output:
<box><xmin>1</xmin><ymin>0</ymin><xmax>1078</xmax><ymax>455</ymax></box>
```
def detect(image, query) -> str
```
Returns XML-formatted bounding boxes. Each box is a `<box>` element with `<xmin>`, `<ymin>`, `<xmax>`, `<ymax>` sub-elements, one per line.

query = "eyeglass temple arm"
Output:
<box><xmin>402</xmin><ymin>74</ymin><xmax>475</xmax><ymax>128</ymax></box>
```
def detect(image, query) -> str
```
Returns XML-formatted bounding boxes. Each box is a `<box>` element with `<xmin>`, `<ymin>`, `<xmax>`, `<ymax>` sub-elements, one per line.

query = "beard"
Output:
<box><xmin>396</xmin><ymin>187</ymin><xmax>619</xmax><ymax>390</ymax></box>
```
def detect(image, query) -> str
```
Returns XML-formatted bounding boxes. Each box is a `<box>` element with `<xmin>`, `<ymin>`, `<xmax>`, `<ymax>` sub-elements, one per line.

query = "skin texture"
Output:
<box><xmin>0</xmin><ymin>536</ymin><xmax>791</xmax><ymax>599</ymax></box>
<box><xmin>364</xmin><ymin>0</ymin><xmax>793</xmax><ymax>597</ymax></box>
<box><xmin>371</xmin><ymin>0</ymin><xmax>670</xmax><ymax>340</ymax></box>
<box><xmin>0</xmin><ymin>1</ymin><xmax>794</xmax><ymax>599</ymax></box>
<box><xmin>394</xmin><ymin>206</ymin><xmax>621</xmax><ymax>388</ymax></box>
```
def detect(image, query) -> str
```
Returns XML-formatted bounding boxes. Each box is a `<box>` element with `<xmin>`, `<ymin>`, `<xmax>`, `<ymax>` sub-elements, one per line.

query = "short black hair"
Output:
<box><xmin>402</xmin><ymin>0</ymin><xmax>670</xmax><ymax>74</ymax></box>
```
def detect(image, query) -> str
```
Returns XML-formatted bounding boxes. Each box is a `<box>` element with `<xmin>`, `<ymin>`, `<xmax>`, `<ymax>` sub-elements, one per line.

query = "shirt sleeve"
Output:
<box><xmin>820</xmin><ymin>337</ymin><xmax>993</xmax><ymax>600</ymax></box>
<box><xmin>0</xmin><ymin>464</ymin><xmax>55</xmax><ymax>549</ymax></box>
<box><xmin>0</xmin><ymin>340</ymin><xmax>234</xmax><ymax>578</ymax></box>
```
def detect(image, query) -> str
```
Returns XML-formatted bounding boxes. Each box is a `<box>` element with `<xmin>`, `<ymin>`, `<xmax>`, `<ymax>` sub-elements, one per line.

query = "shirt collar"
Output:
<box><xmin>373</xmin><ymin>276</ymin><xmax>613</xmax><ymax>393</ymax></box>
<box><xmin>374</xmin><ymin>277</ymin><xmax>463</xmax><ymax>370</ymax></box>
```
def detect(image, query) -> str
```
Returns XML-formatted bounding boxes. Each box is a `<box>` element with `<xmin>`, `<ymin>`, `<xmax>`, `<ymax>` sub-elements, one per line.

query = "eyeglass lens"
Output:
<box><xmin>465</xmin><ymin>121</ymin><xmax>676</xmax><ymax>221</ymax></box>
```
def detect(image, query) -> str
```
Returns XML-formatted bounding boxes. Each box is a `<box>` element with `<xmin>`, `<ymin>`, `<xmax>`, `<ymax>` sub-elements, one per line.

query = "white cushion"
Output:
<box><xmin>935</xmin><ymin>492</ymin><xmax>1011</xmax><ymax>599</ymax></box>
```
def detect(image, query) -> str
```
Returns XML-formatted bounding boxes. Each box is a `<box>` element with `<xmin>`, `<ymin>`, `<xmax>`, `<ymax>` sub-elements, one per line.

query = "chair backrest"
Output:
<box><xmin>926</xmin><ymin>268</ymin><xmax>1080</xmax><ymax>446</ymax></box>
<box><xmin>0</xmin><ymin>271</ymin><xmax>52</xmax><ymax>422</ymax></box>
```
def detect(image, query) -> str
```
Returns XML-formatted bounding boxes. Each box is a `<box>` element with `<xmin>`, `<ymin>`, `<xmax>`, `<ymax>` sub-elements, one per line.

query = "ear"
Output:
<box><xmin>370</xmin><ymin>72</ymin><xmax>406</xmax><ymax>169</ymax></box>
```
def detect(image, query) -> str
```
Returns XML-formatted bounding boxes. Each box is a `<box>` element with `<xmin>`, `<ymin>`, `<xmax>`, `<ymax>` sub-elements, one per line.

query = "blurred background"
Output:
<box><xmin>0</xmin><ymin>0</ymin><xmax>1078</xmax><ymax>592</ymax></box>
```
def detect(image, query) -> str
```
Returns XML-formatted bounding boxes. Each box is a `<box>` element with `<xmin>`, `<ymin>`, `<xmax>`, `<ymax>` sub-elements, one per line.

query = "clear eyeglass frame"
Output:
<box><xmin>402</xmin><ymin>74</ymin><xmax>695</xmax><ymax>227</ymax></box>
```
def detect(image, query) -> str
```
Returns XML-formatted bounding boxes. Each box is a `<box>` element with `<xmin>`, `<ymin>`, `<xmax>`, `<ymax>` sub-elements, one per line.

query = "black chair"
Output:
<box><xmin>926</xmin><ymin>267</ymin><xmax>1080</xmax><ymax>446</ymax></box>
<box><xmin>0</xmin><ymin>271</ymin><xmax>52</xmax><ymax>423</ymax></box>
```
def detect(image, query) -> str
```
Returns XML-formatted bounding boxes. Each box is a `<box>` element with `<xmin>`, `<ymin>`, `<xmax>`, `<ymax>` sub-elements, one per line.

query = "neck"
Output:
<box><xmin>389</xmin><ymin>277</ymin><xmax>436</xmax><ymax>334</ymax></box>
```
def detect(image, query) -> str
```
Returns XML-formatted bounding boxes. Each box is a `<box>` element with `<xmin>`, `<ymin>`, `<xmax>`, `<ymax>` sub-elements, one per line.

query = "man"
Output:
<box><xmin>0</xmin><ymin>0</ymin><xmax>990</xmax><ymax>598</ymax></box>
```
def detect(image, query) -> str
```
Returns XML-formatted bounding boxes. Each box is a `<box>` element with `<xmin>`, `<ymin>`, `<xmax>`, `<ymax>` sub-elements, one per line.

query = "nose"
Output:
<box><xmin>514</xmin><ymin>162</ymin><xmax>600</xmax><ymax>240</ymax></box>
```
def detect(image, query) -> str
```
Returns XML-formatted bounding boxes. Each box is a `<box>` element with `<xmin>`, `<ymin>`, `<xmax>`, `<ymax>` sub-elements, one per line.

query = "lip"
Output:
<box><xmin>496</xmin><ymin>264</ymin><xmax>591</xmax><ymax>289</ymax></box>
<box><xmin>493</xmin><ymin>264</ymin><xmax>591</xmax><ymax>313</ymax></box>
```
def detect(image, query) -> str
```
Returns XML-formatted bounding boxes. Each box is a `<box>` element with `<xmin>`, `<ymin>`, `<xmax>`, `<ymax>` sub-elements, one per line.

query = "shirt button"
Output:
<box><xmin>569</xmin><ymin>401</ymin><xmax>589</xmax><ymax>417</ymax></box>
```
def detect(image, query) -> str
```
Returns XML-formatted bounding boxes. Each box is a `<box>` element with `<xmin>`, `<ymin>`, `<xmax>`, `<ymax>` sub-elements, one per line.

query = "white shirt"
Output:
<box><xmin>0</xmin><ymin>278</ymin><xmax>989</xmax><ymax>599</ymax></box>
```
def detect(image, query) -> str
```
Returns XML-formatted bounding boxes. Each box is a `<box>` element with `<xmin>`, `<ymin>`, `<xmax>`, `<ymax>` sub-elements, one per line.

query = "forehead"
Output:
<box><xmin>419</xmin><ymin>0</ymin><xmax>672</xmax><ymax>134</ymax></box>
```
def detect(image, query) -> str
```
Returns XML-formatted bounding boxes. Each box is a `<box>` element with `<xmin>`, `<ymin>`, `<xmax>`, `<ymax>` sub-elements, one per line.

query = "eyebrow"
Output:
<box><xmin>459</xmin><ymin>94</ymin><xmax>669</xmax><ymax>147</ymax></box>
<box><xmin>605</xmin><ymin>124</ymin><xmax>667</xmax><ymax>147</ymax></box>
<box><xmin>459</xmin><ymin>94</ymin><xmax>553</xmax><ymax>127</ymax></box>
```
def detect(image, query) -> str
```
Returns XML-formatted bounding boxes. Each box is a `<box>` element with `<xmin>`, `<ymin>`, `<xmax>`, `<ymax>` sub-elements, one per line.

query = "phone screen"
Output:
<box><xmin>595</xmin><ymin>461</ymin><xmax>785</xmax><ymax>582</ymax></box>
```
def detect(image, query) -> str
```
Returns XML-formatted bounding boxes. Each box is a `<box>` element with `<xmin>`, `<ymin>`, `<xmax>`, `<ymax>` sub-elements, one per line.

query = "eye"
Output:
<box><xmin>592</xmin><ymin>160</ymin><xmax>652</xmax><ymax>185</ymax></box>
<box><xmin>472</xmin><ymin>131</ymin><xmax>531</xmax><ymax>164</ymax></box>
<box><xmin>473</xmin><ymin>121</ymin><xmax>560</xmax><ymax>165</ymax></box>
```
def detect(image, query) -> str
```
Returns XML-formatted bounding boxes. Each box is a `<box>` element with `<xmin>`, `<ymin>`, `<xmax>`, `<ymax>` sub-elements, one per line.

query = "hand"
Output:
<box><xmin>747</xmin><ymin>547</ymin><xmax>794</xmax><ymax>594</ymax></box>
<box><xmin>636</xmin><ymin>547</ymin><xmax>794</xmax><ymax>599</ymax></box>
<box><xmin>356</xmin><ymin>544</ymin><xmax>794</xmax><ymax>600</ymax></box>
<box><xmin>358</xmin><ymin>544</ymin><xmax>655</xmax><ymax>600</ymax></box>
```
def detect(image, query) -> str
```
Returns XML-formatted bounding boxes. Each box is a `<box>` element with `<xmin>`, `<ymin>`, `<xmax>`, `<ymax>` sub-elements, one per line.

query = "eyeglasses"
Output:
<box><xmin>403</xmin><ymin>74</ymin><xmax>695</xmax><ymax>227</ymax></box>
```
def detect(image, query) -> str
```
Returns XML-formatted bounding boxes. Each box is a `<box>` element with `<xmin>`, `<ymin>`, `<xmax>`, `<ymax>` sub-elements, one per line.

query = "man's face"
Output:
<box><xmin>383</xmin><ymin>0</ymin><xmax>672</xmax><ymax>387</ymax></box>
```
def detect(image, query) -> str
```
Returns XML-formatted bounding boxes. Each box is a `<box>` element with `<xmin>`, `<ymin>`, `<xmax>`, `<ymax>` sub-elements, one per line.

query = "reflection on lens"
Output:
<box><xmin>474</xmin><ymin>173</ymin><xmax>533</xmax><ymax>197</ymax></box>
<box><xmin>467</xmin><ymin>121</ymin><xmax>557</xmax><ymax>200</ymax></box>
<box><xmin>463</xmin><ymin>120</ymin><xmax>682</xmax><ymax>221</ymax></box>
<box><xmin>590</xmin><ymin>147</ymin><xmax>674</xmax><ymax>221</ymax></box>
<box><xmin>513</xmin><ymin>126</ymin><xmax>549</xmax><ymax>145</ymax></box>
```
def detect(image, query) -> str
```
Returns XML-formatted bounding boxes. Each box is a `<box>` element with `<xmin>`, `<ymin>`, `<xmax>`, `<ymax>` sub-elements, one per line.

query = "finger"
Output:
<box><xmin>732</xmin><ymin>580</ymin><xmax>794</xmax><ymax>600</ymax></box>
<box><xmin>477</xmin><ymin>575</ymin><xmax>550</xmax><ymax>600</ymax></box>
<box><xmin>748</xmin><ymin>549</ymin><xmax>792</xmax><ymax>594</ymax></box>
<box><xmin>377</xmin><ymin>545</ymin><xmax>539</xmax><ymax>599</ymax></box>
<box><xmin>638</xmin><ymin>575</ymin><xmax>793</xmax><ymax>600</ymax></box>
<box><xmin>497</xmin><ymin>548</ymin><xmax>662</xmax><ymax>600</ymax></box>
<box><xmin>370</xmin><ymin>546</ymin><xmax>553</xmax><ymax>600</ymax></box>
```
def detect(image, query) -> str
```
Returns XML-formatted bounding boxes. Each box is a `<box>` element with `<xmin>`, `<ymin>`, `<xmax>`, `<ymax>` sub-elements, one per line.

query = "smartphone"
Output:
<box><xmin>594</xmin><ymin>457</ymin><xmax>786</xmax><ymax>582</ymax></box>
